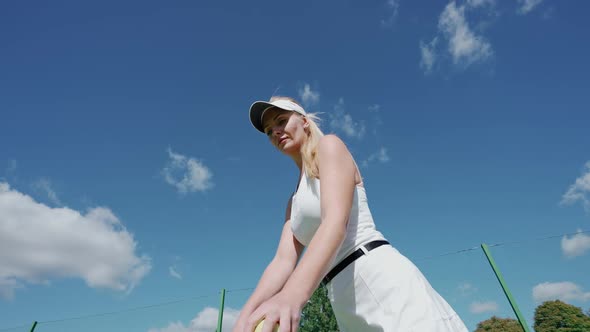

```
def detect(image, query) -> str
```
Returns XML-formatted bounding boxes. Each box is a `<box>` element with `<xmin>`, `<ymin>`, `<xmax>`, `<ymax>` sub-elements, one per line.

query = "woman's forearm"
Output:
<box><xmin>238</xmin><ymin>257</ymin><xmax>297</xmax><ymax>318</ymax></box>
<box><xmin>282</xmin><ymin>221</ymin><xmax>347</xmax><ymax>304</ymax></box>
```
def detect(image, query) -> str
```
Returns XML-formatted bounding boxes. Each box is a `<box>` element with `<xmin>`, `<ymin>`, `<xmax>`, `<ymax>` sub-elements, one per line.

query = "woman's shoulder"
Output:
<box><xmin>317</xmin><ymin>134</ymin><xmax>356</xmax><ymax>168</ymax></box>
<box><xmin>318</xmin><ymin>134</ymin><xmax>349</xmax><ymax>153</ymax></box>
<box><xmin>316</xmin><ymin>134</ymin><xmax>363</xmax><ymax>187</ymax></box>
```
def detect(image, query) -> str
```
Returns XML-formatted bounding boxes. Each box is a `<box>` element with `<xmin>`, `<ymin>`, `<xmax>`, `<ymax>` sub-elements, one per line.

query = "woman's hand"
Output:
<box><xmin>232</xmin><ymin>322</ymin><xmax>244</xmax><ymax>332</ymax></box>
<box><xmin>233</xmin><ymin>309</ymin><xmax>253</xmax><ymax>332</ymax></box>
<box><xmin>245</xmin><ymin>290</ymin><xmax>306</xmax><ymax>332</ymax></box>
<box><xmin>232</xmin><ymin>318</ymin><xmax>248</xmax><ymax>332</ymax></box>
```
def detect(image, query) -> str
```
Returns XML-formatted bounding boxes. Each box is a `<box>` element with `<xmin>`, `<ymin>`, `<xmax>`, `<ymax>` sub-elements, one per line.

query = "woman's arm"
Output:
<box><xmin>233</xmin><ymin>197</ymin><xmax>304</xmax><ymax>332</ymax></box>
<box><xmin>247</xmin><ymin>135</ymin><xmax>357</xmax><ymax>332</ymax></box>
<box><xmin>282</xmin><ymin>135</ymin><xmax>356</xmax><ymax>302</ymax></box>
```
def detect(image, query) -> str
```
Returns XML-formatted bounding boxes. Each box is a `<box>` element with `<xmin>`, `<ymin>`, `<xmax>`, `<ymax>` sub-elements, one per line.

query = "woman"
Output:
<box><xmin>233</xmin><ymin>96</ymin><xmax>468</xmax><ymax>332</ymax></box>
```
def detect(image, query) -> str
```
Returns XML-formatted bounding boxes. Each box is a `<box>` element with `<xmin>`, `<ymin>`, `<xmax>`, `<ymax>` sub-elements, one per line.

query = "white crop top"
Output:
<box><xmin>290</xmin><ymin>170</ymin><xmax>386</xmax><ymax>270</ymax></box>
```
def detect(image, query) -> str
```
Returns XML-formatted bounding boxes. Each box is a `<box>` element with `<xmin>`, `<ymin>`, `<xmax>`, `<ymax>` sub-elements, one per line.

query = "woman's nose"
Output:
<box><xmin>272</xmin><ymin>127</ymin><xmax>282</xmax><ymax>136</ymax></box>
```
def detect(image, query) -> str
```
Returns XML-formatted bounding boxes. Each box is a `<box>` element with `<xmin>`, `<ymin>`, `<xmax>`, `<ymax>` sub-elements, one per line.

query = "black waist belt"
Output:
<box><xmin>321</xmin><ymin>240</ymin><xmax>390</xmax><ymax>286</ymax></box>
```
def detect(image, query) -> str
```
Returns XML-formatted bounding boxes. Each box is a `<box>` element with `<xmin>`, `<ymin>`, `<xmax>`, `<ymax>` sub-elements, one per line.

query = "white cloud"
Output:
<box><xmin>148</xmin><ymin>307</ymin><xmax>240</xmax><ymax>332</ymax></box>
<box><xmin>368</xmin><ymin>105</ymin><xmax>381</xmax><ymax>113</ymax></box>
<box><xmin>6</xmin><ymin>159</ymin><xmax>17</xmax><ymax>173</ymax></box>
<box><xmin>517</xmin><ymin>0</ymin><xmax>543</xmax><ymax>14</ymax></box>
<box><xmin>0</xmin><ymin>182</ymin><xmax>151</xmax><ymax>299</ymax></box>
<box><xmin>420</xmin><ymin>37</ymin><xmax>438</xmax><ymax>74</ymax></box>
<box><xmin>362</xmin><ymin>147</ymin><xmax>390</xmax><ymax>168</ymax></box>
<box><xmin>533</xmin><ymin>281</ymin><xmax>590</xmax><ymax>303</ymax></box>
<box><xmin>148</xmin><ymin>322</ymin><xmax>190</xmax><ymax>332</ymax></box>
<box><xmin>329</xmin><ymin>99</ymin><xmax>366</xmax><ymax>139</ymax></box>
<box><xmin>458</xmin><ymin>282</ymin><xmax>477</xmax><ymax>296</ymax></box>
<box><xmin>560</xmin><ymin>161</ymin><xmax>590</xmax><ymax>212</ymax></box>
<box><xmin>372</xmin><ymin>147</ymin><xmax>390</xmax><ymax>163</ymax></box>
<box><xmin>169</xmin><ymin>266</ymin><xmax>182</xmax><ymax>280</ymax></box>
<box><xmin>438</xmin><ymin>2</ymin><xmax>493</xmax><ymax>66</ymax></box>
<box><xmin>381</xmin><ymin>0</ymin><xmax>400</xmax><ymax>27</ymax></box>
<box><xmin>162</xmin><ymin>148</ymin><xmax>213</xmax><ymax>193</ymax></box>
<box><xmin>541</xmin><ymin>7</ymin><xmax>554</xmax><ymax>20</ymax></box>
<box><xmin>367</xmin><ymin>147</ymin><xmax>389</xmax><ymax>163</ymax></box>
<box><xmin>298</xmin><ymin>84</ymin><xmax>320</xmax><ymax>107</ymax></box>
<box><xmin>0</xmin><ymin>278</ymin><xmax>21</xmax><ymax>300</ymax></box>
<box><xmin>470</xmin><ymin>301</ymin><xmax>498</xmax><ymax>314</ymax></box>
<box><xmin>367</xmin><ymin>105</ymin><xmax>384</xmax><ymax>135</ymax></box>
<box><xmin>33</xmin><ymin>178</ymin><xmax>62</xmax><ymax>206</ymax></box>
<box><xmin>467</xmin><ymin>0</ymin><xmax>496</xmax><ymax>8</ymax></box>
<box><xmin>561</xmin><ymin>231</ymin><xmax>590</xmax><ymax>258</ymax></box>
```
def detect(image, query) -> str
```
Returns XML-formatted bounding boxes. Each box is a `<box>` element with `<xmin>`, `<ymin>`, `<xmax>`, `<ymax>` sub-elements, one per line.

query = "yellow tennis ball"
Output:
<box><xmin>254</xmin><ymin>319</ymin><xmax>279</xmax><ymax>332</ymax></box>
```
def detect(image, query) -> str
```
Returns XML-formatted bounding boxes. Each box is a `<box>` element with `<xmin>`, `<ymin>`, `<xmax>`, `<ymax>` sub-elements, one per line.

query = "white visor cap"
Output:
<box><xmin>249</xmin><ymin>99</ymin><xmax>307</xmax><ymax>133</ymax></box>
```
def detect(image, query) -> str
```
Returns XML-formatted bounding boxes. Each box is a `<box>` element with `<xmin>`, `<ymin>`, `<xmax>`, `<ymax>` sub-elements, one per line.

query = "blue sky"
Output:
<box><xmin>1</xmin><ymin>0</ymin><xmax>589</xmax><ymax>331</ymax></box>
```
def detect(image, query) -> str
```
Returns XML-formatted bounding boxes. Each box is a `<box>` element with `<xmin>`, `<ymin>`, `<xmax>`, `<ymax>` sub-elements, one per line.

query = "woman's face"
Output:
<box><xmin>261</xmin><ymin>107</ymin><xmax>308</xmax><ymax>155</ymax></box>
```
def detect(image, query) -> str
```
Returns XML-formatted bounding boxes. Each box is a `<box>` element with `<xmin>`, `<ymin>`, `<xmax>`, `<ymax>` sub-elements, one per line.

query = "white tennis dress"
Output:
<box><xmin>290</xmin><ymin>172</ymin><xmax>468</xmax><ymax>332</ymax></box>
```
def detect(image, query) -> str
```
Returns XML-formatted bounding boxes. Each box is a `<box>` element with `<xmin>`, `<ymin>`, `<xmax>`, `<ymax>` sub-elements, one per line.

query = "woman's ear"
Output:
<box><xmin>303</xmin><ymin>118</ymin><xmax>310</xmax><ymax>128</ymax></box>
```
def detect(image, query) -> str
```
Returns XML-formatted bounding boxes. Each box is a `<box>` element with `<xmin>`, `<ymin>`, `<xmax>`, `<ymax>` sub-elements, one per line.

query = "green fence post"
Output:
<box><xmin>481</xmin><ymin>243</ymin><xmax>530</xmax><ymax>332</ymax></box>
<box><xmin>217</xmin><ymin>288</ymin><xmax>226</xmax><ymax>332</ymax></box>
<box><xmin>29</xmin><ymin>321</ymin><xmax>38</xmax><ymax>332</ymax></box>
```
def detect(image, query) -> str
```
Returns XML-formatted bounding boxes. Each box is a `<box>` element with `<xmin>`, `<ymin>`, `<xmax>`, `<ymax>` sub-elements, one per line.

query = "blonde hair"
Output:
<box><xmin>269</xmin><ymin>96</ymin><xmax>324</xmax><ymax>178</ymax></box>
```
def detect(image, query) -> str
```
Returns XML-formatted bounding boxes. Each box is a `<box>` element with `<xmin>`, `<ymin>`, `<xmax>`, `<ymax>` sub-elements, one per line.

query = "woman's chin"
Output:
<box><xmin>279</xmin><ymin>144</ymin><xmax>299</xmax><ymax>155</ymax></box>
